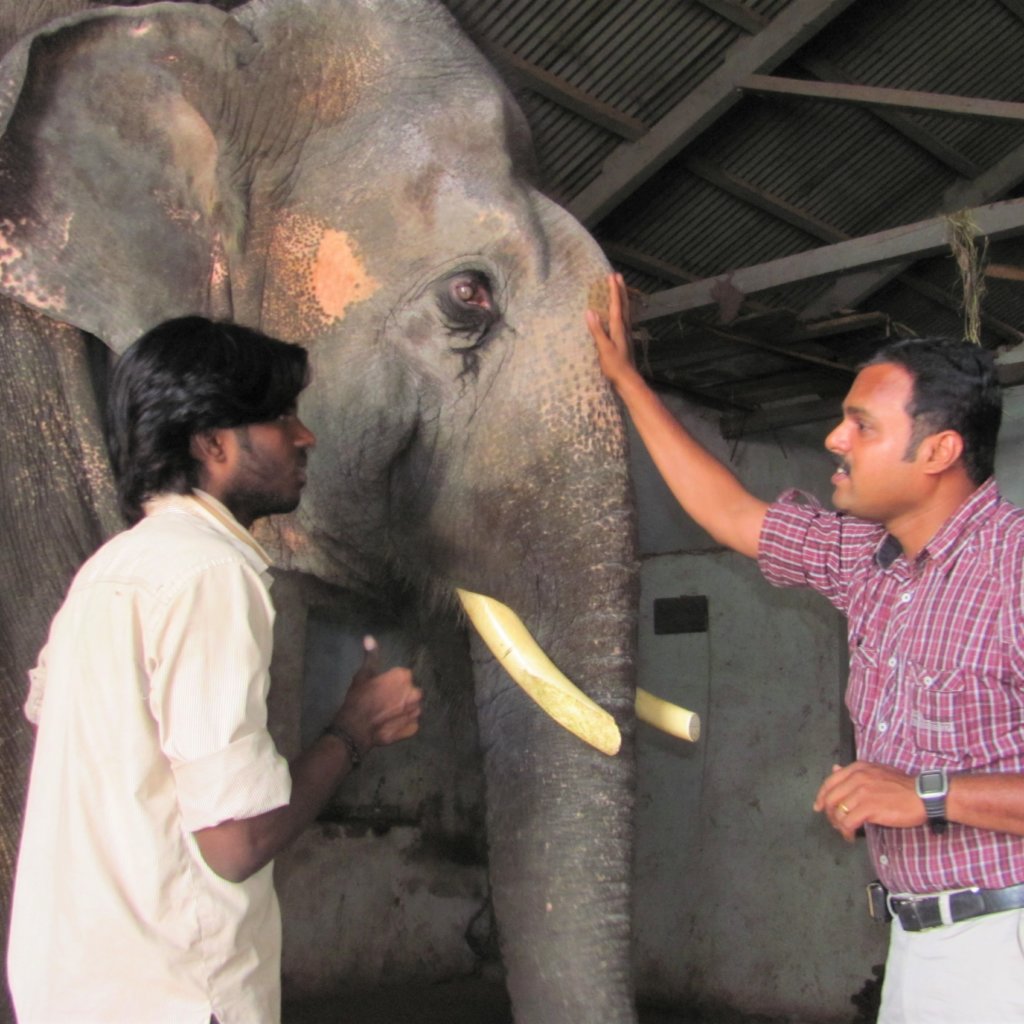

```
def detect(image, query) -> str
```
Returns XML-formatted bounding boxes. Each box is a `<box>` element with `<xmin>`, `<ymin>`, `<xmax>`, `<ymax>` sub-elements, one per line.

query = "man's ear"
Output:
<box><xmin>189</xmin><ymin>429</ymin><xmax>233</xmax><ymax>481</ymax></box>
<box><xmin>190</xmin><ymin>429</ymin><xmax>224</xmax><ymax>464</ymax></box>
<box><xmin>920</xmin><ymin>429</ymin><xmax>965</xmax><ymax>476</ymax></box>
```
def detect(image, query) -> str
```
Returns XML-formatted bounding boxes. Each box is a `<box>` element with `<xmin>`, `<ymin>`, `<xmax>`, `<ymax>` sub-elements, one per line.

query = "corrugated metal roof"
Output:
<box><xmin>442</xmin><ymin>0</ymin><xmax>1024</xmax><ymax>434</ymax></box>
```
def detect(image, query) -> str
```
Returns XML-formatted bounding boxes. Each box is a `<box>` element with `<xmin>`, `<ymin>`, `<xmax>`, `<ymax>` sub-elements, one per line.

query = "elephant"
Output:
<box><xmin>0</xmin><ymin>1</ymin><xmax>641</xmax><ymax>1021</ymax></box>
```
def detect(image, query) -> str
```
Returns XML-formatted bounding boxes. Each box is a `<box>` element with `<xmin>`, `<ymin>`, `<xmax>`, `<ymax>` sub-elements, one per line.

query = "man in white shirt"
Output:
<box><xmin>8</xmin><ymin>316</ymin><xmax>423</xmax><ymax>1024</ymax></box>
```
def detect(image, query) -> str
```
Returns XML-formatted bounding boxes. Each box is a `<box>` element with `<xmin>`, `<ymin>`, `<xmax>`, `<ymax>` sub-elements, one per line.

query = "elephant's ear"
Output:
<box><xmin>0</xmin><ymin>5</ymin><xmax>256</xmax><ymax>351</ymax></box>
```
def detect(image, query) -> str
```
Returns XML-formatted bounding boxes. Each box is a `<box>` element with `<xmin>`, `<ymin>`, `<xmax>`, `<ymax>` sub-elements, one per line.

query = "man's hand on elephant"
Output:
<box><xmin>334</xmin><ymin>636</ymin><xmax>423</xmax><ymax>755</ymax></box>
<box><xmin>813</xmin><ymin>761</ymin><xmax>923</xmax><ymax>842</ymax></box>
<box><xmin>586</xmin><ymin>272</ymin><xmax>637</xmax><ymax>388</ymax></box>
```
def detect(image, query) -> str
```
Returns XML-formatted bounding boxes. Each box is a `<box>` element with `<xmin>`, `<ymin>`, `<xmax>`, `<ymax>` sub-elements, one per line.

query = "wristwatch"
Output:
<box><xmin>915</xmin><ymin>768</ymin><xmax>948</xmax><ymax>833</ymax></box>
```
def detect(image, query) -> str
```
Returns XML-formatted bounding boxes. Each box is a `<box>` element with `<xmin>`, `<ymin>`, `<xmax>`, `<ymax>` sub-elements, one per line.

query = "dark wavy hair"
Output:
<box><xmin>866</xmin><ymin>337</ymin><xmax>1002</xmax><ymax>486</ymax></box>
<box><xmin>106</xmin><ymin>316</ymin><xmax>309</xmax><ymax>524</ymax></box>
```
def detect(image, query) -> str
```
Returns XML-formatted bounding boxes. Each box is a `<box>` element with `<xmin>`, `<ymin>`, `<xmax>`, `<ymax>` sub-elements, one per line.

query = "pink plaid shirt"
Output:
<box><xmin>759</xmin><ymin>479</ymin><xmax>1024</xmax><ymax>894</ymax></box>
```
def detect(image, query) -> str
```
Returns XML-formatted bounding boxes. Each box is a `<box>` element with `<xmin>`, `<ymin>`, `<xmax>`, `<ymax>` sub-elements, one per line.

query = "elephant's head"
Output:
<box><xmin>0</xmin><ymin>1</ymin><xmax>640</xmax><ymax>1020</ymax></box>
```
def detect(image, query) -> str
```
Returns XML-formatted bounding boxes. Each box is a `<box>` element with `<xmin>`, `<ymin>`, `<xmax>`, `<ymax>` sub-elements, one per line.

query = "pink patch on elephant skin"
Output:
<box><xmin>0</xmin><ymin>217</ymin><xmax>67</xmax><ymax>314</ymax></box>
<box><xmin>313</xmin><ymin>228</ymin><xmax>378</xmax><ymax>319</ymax></box>
<box><xmin>264</xmin><ymin>214</ymin><xmax>378</xmax><ymax>341</ymax></box>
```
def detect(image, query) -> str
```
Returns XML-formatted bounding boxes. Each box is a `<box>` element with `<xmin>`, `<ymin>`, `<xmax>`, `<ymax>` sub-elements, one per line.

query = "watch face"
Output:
<box><xmin>918</xmin><ymin>770</ymin><xmax>947</xmax><ymax>797</ymax></box>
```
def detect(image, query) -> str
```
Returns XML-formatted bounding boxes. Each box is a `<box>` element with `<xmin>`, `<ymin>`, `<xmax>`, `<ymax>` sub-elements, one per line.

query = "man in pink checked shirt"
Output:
<box><xmin>589</xmin><ymin>273</ymin><xmax>1024</xmax><ymax>1024</ymax></box>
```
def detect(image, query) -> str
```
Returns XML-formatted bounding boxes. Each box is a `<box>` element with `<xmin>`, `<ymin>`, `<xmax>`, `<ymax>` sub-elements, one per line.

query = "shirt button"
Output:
<box><xmin>879</xmin><ymin>855</ymin><xmax>889</xmax><ymax>866</ymax></box>
<box><xmin>878</xmin><ymin>722</ymin><xmax>888</xmax><ymax>733</ymax></box>
<box><xmin>901</xmin><ymin>593</ymin><xmax>911</xmax><ymax>603</ymax></box>
<box><xmin>924</xmin><ymin>675</ymin><xmax>933</xmax><ymax>686</ymax></box>
<box><xmin>888</xmin><ymin>657</ymin><xmax>897</xmax><ymax>668</ymax></box>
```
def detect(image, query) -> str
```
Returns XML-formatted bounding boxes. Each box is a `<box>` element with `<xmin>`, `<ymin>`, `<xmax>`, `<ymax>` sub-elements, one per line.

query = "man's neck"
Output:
<box><xmin>887</xmin><ymin>477</ymin><xmax>980</xmax><ymax>561</ymax></box>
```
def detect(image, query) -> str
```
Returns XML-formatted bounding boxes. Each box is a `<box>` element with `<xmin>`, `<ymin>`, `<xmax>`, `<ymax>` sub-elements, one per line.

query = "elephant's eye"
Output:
<box><xmin>439</xmin><ymin>271</ymin><xmax>497</xmax><ymax>327</ymax></box>
<box><xmin>438</xmin><ymin>270</ymin><xmax>501</xmax><ymax>376</ymax></box>
<box><xmin>449</xmin><ymin>272</ymin><xmax>493</xmax><ymax>311</ymax></box>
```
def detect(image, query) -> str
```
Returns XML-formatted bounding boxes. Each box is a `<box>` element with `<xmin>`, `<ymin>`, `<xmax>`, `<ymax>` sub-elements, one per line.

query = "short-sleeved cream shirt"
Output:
<box><xmin>8</xmin><ymin>492</ymin><xmax>293</xmax><ymax>1024</ymax></box>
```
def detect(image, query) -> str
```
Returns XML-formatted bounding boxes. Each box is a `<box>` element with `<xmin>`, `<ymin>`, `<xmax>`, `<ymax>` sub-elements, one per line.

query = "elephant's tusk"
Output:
<box><xmin>457</xmin><ymin>588</ymin><xmax>622</xmax><ymax>756</ymax></box>
<box><xmin>457</xmin><ymin>589</ymin><xmax>703</xmax><ymax>753</ymax></box>
<box><xmin>635</xmin><ymin>687</ymin><xmax>700</xmax><ymax>743</ymax></box>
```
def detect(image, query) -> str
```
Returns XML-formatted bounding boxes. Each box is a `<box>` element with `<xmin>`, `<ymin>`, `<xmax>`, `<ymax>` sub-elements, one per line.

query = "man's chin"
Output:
<box><xmin>250</xmin><ymin>494</ymin><xmax>302</xmax><ymax>524</ymax></box>
<box><xmin>830</xmin><ymin>487</ymin><xmax>853</xmax><ymax>513</ymax></box>
<box><xmin>273</xmin><ymin>495</ymin><xmax>302</xmax><ymax>517</ymax></box>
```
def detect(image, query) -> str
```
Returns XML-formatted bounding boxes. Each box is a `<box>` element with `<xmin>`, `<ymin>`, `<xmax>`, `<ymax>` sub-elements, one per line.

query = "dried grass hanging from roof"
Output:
<box><xmin>946</xmin><ymin>210</ymin><xmax>987</xmax><ymax>346</ymax></box>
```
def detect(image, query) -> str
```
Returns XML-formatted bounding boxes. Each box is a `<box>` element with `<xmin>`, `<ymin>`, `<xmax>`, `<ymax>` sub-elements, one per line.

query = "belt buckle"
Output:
<box><xmin>948</xmin><ymin>886</ymin><xmax>985</xmax><ymax>923</ymax></box>
<box><xmin>892</xmin><ymin>894</ymin><xmax>942</xmax><ymax>931</ymax></box>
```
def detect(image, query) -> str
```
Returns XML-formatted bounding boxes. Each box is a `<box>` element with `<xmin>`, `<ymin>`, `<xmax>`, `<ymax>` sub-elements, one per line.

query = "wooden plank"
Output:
<box><xmin>804</xmin><ymin>137</ymin><xmax>1024</xmax><ymax>317</ymax></box>
<box><xmin>999</xmin><ymin>362</ymin><xmax>1024</xmax><ymax>387</ymax></box>
<box><xmin>741</xmin><ymin>74</ymin><xmax>1024</xmax><ymax>122</ymax></box>
<box><xmin>671</xmin><ymin>319</ymin><xmax>854</xmax><ymax>373</ymax></box>
<box><xmin>720</xmin><ymin>395</ymin><xmax>842</xmax><ymax>438</ymax></box>
<box><xmin>603</xmin><ymin>242</ymin><xmax>777</xmax><ymax>315</ymax></box>
<box><xmin>720</xmin><ymin>361</ymin><xmax>1024</xmax><ymax>438</ymax></box>
<box><xmin>790</xmin><ymin>312</ymin><xmax>893</xmax><ymax>339</ymax></box>
<box><xmin>995</xmin><ymin>0</ymin><xmax>1024</xmax><ymax>24</ymax></box>
<box><xmin>897</xmin><ymin>273</ymin><xmax>1024</xmax><ymax>346</ymax></box>
<box><xmin>675</xmin><ymin>158</ymin><xmax>1020</xmax><ymax>345</ymax></box>
<box><xmin>683</xmin><ymin>156</ymin><xmax>846</xmax><ymax>242</ymax></box>
<box><xmin>691</xmin><ymin>0</ymin><xmax>768</xmax><ymax>34</ymax></box>
<box><xmin>794</xmin><ymin>55</ymin><xmax>980</xmax><ymax>177</ymax></box>
<box><xmin>480</xmin><ymin>43</ymin><xmax>648</xmax><ymax>142</ymax></box>
<box><xmin>601</xmin><ymin>242</ymin><xmax>702</xmax><ymax>285</ymax></box>
<box><xmin>637</xmin><ymin>197</ymin><xmax>1024</xmax><ymax>322</ymax></box>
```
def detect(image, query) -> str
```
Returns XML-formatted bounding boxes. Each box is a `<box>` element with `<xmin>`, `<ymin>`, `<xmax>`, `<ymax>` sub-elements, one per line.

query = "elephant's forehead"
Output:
<box><xmin>302</xmin><ymin>84</ymin><xmax>523</xmax><ymax>202</ymax></box>
<box><xmin>406</xmin><ymin>170</ymin><xmax>525</xmax><ymax>243</ymax></box>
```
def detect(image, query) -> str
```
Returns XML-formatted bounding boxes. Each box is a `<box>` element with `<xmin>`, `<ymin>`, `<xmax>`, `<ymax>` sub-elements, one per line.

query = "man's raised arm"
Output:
<box><xmin>587</xmin><ymin>273</ymin><xmax>768</xmax><ymax>559</ymax></box>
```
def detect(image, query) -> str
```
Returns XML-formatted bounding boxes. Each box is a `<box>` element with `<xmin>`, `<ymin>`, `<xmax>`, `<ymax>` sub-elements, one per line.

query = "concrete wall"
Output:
<box><xmin>628</xmin><ymin>398</ymin><xmax>882</xmax><ymax>1021</ymax></box>
<box><xmin>269</xmin><ymin>591</ymin><xmax>493</xmax><ymax>1003</ymax></box>
<box><xmin>996</xmin><ymin>383</ymin><xmax>1024</xmax><ymax>505</ymax></box>
<box><xmin>274</xmin><ymin>370</ymin><xmax>1023</xmax><ymax>1022</ymax></box>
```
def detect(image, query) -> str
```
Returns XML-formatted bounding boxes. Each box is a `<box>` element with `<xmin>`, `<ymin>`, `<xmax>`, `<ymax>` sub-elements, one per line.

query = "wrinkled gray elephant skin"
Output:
<box><xmin>0</xmin><ymin>2</ymin><xmax>640</xmax><ymax>1022</ymax></box>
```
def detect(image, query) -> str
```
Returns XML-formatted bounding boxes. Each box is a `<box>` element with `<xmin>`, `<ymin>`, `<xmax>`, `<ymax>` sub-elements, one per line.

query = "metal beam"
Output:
<box><xmin>638</xmin><ymin>197</ymin><xmax>1024</xmax><ymax>322</ymax></box>
<box><xmin>741</xmin><ymin>74</ymin><xmax>1024</xmax><ymax>122</ymax></box>
<box><xmin>566</xmin><ymin>0</ymin><xmax>858</xmax><ymax>227</ymax></box>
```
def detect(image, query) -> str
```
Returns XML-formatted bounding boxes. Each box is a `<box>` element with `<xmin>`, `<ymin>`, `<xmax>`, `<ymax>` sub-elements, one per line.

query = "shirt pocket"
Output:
<box><xmin>845</xmin><ymin>641</ymin><xmax>879</xmax><ymax>732</ymax></box>
<box><xmin>905</xmin><ymin>661</ymin><xmax>966</xmax><ymax>758</ymax></box>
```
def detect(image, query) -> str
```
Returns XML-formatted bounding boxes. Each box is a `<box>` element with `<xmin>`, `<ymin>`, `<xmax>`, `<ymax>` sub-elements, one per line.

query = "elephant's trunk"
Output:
<box><xmin>471</xmin><ymin>560</ymin><xmax>638</xmax><ymax>1024</ymax></box>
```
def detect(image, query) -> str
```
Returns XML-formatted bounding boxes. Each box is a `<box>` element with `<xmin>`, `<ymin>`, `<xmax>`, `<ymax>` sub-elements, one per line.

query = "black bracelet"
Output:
<box><xmin>322</xmin><ymin>724</ymin><xmax>362</xmax><ymax>767</ymax></box>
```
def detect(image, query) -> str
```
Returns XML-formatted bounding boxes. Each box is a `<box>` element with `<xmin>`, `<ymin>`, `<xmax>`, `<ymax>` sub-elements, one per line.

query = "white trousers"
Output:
<box><xmin>879</xmin><ymin>907</ymin><xmax>1024</xmax><ymax>1023</ymax></box>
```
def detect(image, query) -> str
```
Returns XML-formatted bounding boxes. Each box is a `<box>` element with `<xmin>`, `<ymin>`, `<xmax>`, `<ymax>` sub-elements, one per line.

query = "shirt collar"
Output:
<box><xmin>873</xmin><ymin>477</ymin><xmax>1000</xmax><ymax>571</ymax></box>
<box><xmin>143</xmin><ymin>490</ymin><xmax>274</xmax><ymax>570</ymax></box>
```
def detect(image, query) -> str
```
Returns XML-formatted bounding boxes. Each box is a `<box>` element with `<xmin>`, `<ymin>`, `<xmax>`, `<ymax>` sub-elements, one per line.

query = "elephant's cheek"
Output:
<box><xmin>262</xmin><ymin>213</ymin><xmax>379</xmax><ymax>341</ymax></box>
